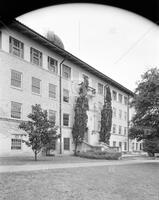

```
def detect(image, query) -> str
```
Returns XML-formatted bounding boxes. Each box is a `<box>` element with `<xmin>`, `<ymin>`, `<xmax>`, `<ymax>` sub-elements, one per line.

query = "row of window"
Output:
<box><xmin>11</xmin><ymin>101</ymin><xmax>70</xmax><ymax>126</ymax></box>
<box><xmin>97</xmin><ymin>83</ymin><xmax>128</xmax><ymax>105</ymax></box>
<box><xmin>11</xmin><ymin>70</ymin><xmax>70</xmax><ymax>102</ymax></box>
<box><xmin>112</xmin><ymin>124</ymin><xmax>127</xmax><ymax>135</ymax></box>
<box><xmin>11</xmin><ymin>137</ymin><xmax>70</xmax><ymax>150</ymax></box>
<box><xmin>9</xmin><ymin>36</ymin><xmax>71</xmax><ymax>78</ymax></box>
<box><xmin>113</xmin><ymin>107</ymin><xmax>127</xmax><ymax>121</ymax></box>
<box><xmin>112</xmin><ymin>141</ymin><xmax>127</xmax><ymax>151</ymax></box>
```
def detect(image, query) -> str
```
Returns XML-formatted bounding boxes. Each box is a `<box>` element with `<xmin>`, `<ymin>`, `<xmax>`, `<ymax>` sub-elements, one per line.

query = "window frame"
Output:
<box><xmin>112</xmin><ymin>90</ymin><xmax>117</xmax><ymax>101</ymax></box>
<box><xmin>118</xmin><ymin>93</ymin><xmax>123</xmax><ymax>103</ymax></box>
<box><xmin>48</xmin><ymin>56</ymin><xmax>58</xmax><ymax>74</ymax></box>
<box><xmin>63</xmin><ymin>89</ymin><xmax>69</xmax><ymax>103</ymax></box>
<box><xmin>62</xmin><ymin>64</ymin><xmax>71</xmax><ymax>79</ymax></box>
<box><xmin>11</xmin><ymin>138</ymin><xmax>22</xmax><ymax>150</ymax></box>
<box><xmin>11</xmin><ymin>69</ymin><xmax>22</xmax><ymax>89</ymax></box>
<box><xmin>98</xmin><ymin>83</ymin><xmax>104</xmax><ymax>95</ymax></box>
<box><xmin>32</xmin><ymin>77</ymin><xmax>41</xmax><ymax>95</ymax></box>
<box><xmin>63</xmin><ymin>137</ymin><xmax>70</xmax><ymax>150</ymax></box>
<box><xmin>119</xmin><ymin>125</ymin><xmax>122</xmax><ymax>134</ymax></box>
<box><xmin>49</xmin><ymin>83</ymin><xmax>56</xmax><ymax>99</ymax></box>
<box><xmin>49</xmin><ymin>109</ymin><xmax>56</xmax><ymax>124</ymax></box>
<box><xmin>11</xmin><ymin>101</ymin><xmax>22</xmax><ymax>119</ymax></box>
<box><xmin>63</xmin><ymin>113</ymin><xmax>69</xmax><ymax>126</ymax></box>
<box><xmin>9</xmin><ymin>36</ymin><xmax>24</xmax><ymax>58</ymax></box>
<box><xmin>30</xmin><ymin>47</ymin><xmax>42</xmax><ymax>66</ymax></box>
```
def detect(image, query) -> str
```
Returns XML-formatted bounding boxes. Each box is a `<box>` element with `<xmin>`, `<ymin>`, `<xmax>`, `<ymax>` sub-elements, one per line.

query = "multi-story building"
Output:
<box><xmin>0</xmin><ymin>19</ymin><xmax>140</xmax><ymax>156</ymax></box>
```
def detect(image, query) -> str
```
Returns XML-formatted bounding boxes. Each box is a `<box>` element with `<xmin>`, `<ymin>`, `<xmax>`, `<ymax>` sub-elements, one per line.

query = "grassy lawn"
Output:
<box><xmin>0</xmin><ymin>163</ymin><xmax>159</xmax><ymax>200</ymax></box>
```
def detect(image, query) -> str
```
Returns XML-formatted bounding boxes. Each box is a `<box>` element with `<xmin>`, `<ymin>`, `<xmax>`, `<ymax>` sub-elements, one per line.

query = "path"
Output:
<box><xmin>0</xmin><ymin>159</ymin><xmax>159</xmax><ymax>173</ymax></box>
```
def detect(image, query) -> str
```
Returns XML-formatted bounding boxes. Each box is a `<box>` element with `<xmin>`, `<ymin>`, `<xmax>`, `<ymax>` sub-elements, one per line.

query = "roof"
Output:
<box><xmin>1</xmin><ymin>19</ymin><xmax>134</xmax><ymax>96</ymax></box>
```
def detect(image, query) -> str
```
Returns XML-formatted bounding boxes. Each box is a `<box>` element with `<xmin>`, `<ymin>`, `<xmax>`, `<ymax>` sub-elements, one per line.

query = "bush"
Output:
<box><xmin>77</xmin><ymin>150</ymin><xmax>121</xmax><ymax>160</ymax></box>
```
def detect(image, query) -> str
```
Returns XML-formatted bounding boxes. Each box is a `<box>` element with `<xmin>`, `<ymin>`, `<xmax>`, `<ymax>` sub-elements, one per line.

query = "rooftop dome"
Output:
<box><xmin>46</xmin><ymin>31</ymin><xmax>64</xmax><ymax>49</ymax></box>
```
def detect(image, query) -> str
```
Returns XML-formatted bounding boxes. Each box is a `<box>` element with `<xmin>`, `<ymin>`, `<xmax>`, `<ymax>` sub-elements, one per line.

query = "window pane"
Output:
<box><xmin>49</xmin><ymin>83</ymin><xmax>56</xmax><ymax>98</ymax></box>
<box><xmin>11</xmin><ymin>138</ymin><xmax>21</xmax><ymax>150</ymax></box>
<box><xmin>11</xmin><ymin>101</ymin><xmax>21</xmax><ymax>119</ymax></box>
<box><xmin>64</xmin><ymin>138</ymin><xmax>70</xmax><ymax>150</ymax></box>
<box><xmin>48</xmin><ymin>57</ymin><xmax>58</xmax><ymax>73</ymax></box>
<box><xmin>63</xmin><ymin>114</ymin><xmax>69</xmax><ymax>126</ymax></box>
<box><xmin>30</xmin><ymin>47</ymin><xmax>42</xmax><ymax>66</ymax></box>
<box><xmin>118</xmin><ymin>94</ymin><xmax>123</xmax><ymax>103</ymax></box>
<box><xmin>11</xmin><ymin>70</ymin><xmax>22</xmax><ymax>88</ymax></box>
<box><xmin>49</xmin><ymin>110</ymin><xmax>56</xmax><ymax>123</ymax></box>
<box><xmin>62</xmin><ymin>64</ymin><xmax>71</xmax><ymax>79</ymax></box>
<box><xmin>32</xmin><ymin>77</ymin><xmax>40</xmax><ymax>94</ymax></box>
<box><xmin>63</xmin><ymin>89</ymin><xmax>69</xmax><ymax>102</ymax></box>
<box><xmin>98</xmin><ymin>83</ymin><xmax>103</xmax><ymax>95</ymax></box>
<box><xmin>9</xmin><ymin>37</ymin><xmax>24</xmax><ymax>58</ymax></box>
<box><xmin>112</xmin><ymin>91</ymin><xmax>117</xmax><ymax>101</ymax></box>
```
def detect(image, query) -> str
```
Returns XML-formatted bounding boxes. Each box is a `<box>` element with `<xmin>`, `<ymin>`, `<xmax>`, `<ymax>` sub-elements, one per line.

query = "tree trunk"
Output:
<box><xmin>35</xmin><ymin>151</ymin><xmax>37</xmax><ymax>161</ymax></box>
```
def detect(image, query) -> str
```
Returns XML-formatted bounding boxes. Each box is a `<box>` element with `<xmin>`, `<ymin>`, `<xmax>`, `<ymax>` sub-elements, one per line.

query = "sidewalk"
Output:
<box><xmin>0</xmin><ymin>159</ymin><xmax>159</xmax><ymax>173</ymax></box>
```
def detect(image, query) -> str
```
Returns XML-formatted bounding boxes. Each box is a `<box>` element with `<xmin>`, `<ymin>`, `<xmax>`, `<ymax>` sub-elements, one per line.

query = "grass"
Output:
<box><xmin>0</xmin><ymin>163</ymin><xmax>159</xmax><ymax>200</ymax></box>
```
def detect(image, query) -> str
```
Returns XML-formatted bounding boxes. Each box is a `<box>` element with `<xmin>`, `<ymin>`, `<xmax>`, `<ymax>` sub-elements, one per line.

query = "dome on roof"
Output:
<box><xmin>46</xmin><ymin>31</ymin><xmax>64</xmax><ymax>49</ymax></box>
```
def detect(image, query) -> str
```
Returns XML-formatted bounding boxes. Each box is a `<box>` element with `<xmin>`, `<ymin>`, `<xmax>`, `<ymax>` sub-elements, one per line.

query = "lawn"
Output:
<box><xmin>0</xmin><ymin>163</ymin><xmax>159</xmax><ymax>200</ymax></box>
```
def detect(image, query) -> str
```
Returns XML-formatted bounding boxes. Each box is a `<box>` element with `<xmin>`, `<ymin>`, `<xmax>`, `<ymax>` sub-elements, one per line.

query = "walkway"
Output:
<box><xmin>0</xmin><ymin>159</ymin><xmax>159</xmax><ymax>173</ymax></box>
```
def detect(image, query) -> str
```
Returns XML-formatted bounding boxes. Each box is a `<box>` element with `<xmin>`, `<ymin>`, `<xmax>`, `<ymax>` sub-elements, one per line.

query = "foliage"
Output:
<box><xmin>143</xmin><ymin>138</ymin><xmax>159</xmax><ymax>157</ymax></box>
<box><xmin>77</xmin><ymin>150</ymin><xmax>121</xmax><ymax>160</ymax></box>
<box><xmin>99</xmin><ymin>85</ymin><xmax>112</xmax><ymax>144</ymax></box>
<box><xmin>19</xmin><ymin>104</ymin><xmax>58</xmax><ymax>160</ymax></box>
<box><xmin>72</xmin><ymin>76</ymin><xmax>89</xmax><ymax>155</ymax></box>
<box><xmin>129</xmin><ymin>68</ymin><xmax>159</xmax><ymax>141</ymax></box>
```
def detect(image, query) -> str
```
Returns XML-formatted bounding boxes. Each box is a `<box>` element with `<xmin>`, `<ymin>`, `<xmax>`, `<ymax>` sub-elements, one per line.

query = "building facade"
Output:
<box><xmin>0</xmin><ymin>19</ymin><xmax>141</xmax><ymax>156</ymax></box>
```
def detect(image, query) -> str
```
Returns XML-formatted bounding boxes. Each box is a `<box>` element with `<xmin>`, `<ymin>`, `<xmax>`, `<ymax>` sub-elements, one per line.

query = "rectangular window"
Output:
<box><xmin>124</xmin><ymin>96</ymin><xmax>128</xmax><ymax>105</ymax></box>
<box><xmin>124</xmin><ymin>127</ymin><xmax>127</xmax><ymax>135</ymax></box>
<box><xmin>48</xmin><ymin>56</ymin><xmax>58</xmax><ymax>73</ymax></box>
<box><xmin>62</xmin><ymin>64</ymin><xmax>71</xmax><ymax>79</ymax></box>
<box><xmin>119</xmin><ymin>109</ymin><xmax>122</xmax><ymax>119</ymax></box>
<box><xmin>11</xmin><ymin>70</ymin><xmax>22</xmax><ymax>88</ymax></box>
<box><xmin>118</xmin><ymin>94</ymin><xmax>123</xmax><ymax>103</ymax></box>
<box><xmin>64</xmin><ymin>138</ymin><xmax>70</xmax><ymax>150</ymax></box>
<box><xmin>30</xmin><ymin>47</ymin><xmax>42</xmax><ymax>66</ymax></box>
<box><xmin>11</xmin><ymin>138</ymin><xmax>21</xmax><ymax>150</ymax></box>
<box><xmin>119</xmin><ymin>142</ymin><xmax>122</xmax><ymax>148</ymax></box>
<box><xmin>119</xmin><ymin>125</ymin><xmax>122</xmax><ymax>134</ymax></box>
<box><xmin>113</xmin><ymin>107</ymin><xmax>116</xmax><ymax>118</ymax></box>
<box><xmin>113</xmin><ymin>124</ymin><xmax>116</xmax><ymax>134</ymax></box>
<box><xmin>63</xmin><ymin>113</ymin><xmax>69</xmax><ymax>126</ymax></box>
<box><xmin>98</xmin><ymin>83</ymin><xmax>103</xmax><ymax>95</ymax></box>
<box><xmin>9</xmin><ymin>36</ymin><xmax>24</xmax><ymax>58</ymax></box>
<box><xmin>49</xmin><ymin>83</ymin><xmax>56</xmax><ymax>98</ymax></box>
<box><xmin>49</xmin><ymin>110</ymin><xmax>56</xmax><ymax>124</ymax></box>
<box><xmin>124</xmin><ymin>112</ymin><xmax>127</xmax><ymax>121</ymax></box>
<box><xmin>113</xmin><ymin>141</ymin><xmax>116</xmax><ymax>147</ymax></box>
<box><xmin>32</xmin><ymin>77</ymin><xmax>41</xmax><ymax>94</ymax></box>
<box><xmin>63</xmin><ymin>89</ymin><xmax>69</xmax><ymax>103</ymax></box>
<box><xmin>112</xmin><ymin>90</ymin><xmax>117</xmax><ymax>101</ymax></box>
<box><xmin>124</xmin><ymin>142</ymin><xmax>127</xmax><ymax>150</ymax></box>
<box><xmin>11</xmin><ymin>101</ymin><xmax>22</xmax><ymax>119</ymax></box>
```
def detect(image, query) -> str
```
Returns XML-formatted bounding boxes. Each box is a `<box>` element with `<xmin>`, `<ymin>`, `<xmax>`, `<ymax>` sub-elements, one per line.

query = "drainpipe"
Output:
<box><xmin>59</xmin><ymin>58</ymin><xmax>65</xmax><ymax>154</ymax></box>
<box><xmin>127</xmin><ymin>95</ymin><xmax>130</xmax><ymax>152</ymax></box>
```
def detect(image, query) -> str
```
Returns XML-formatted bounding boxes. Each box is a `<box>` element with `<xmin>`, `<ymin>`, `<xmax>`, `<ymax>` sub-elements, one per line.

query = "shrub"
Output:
<box><xmin>77</xmin><ymin>150</ymin><xmax>121</xmax><ymax>160</ymax></box>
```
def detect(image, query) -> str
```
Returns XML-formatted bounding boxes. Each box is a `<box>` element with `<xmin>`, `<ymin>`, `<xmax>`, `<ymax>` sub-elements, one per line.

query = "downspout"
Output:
<box><xmin>127</xmin><ymin>95</ymin><xmax>130</xmax><ymax>152</ymax></box>
<box><xmin>59</xmin><ymin>58</ymin><xmax>65</xmax><ymax>154</ymax></box>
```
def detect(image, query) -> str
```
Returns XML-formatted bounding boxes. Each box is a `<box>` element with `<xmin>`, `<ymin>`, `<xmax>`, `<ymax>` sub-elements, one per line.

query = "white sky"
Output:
<box><xmin>17</xmin><ymin>3</ymin><xmax>159</xmax><ymax>91</ymax></box>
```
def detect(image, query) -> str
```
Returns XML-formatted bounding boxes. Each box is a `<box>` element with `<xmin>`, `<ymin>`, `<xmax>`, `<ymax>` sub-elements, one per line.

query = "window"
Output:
<box><xmin>11</xmin><ymin>70</ymin><xmax>22</xmax><ymax>88</ymax></box>
<box><xmin>113</xmin><ymin>124</ymin><xmax>116</xmax><ymax>134</ymax></box>
<box><xmin>64</xmin><ymin>138</ymin><xmax>70</xmax><ymax>150</ymax></box>
<box><xmin>63</xmin><ymin>113</ymin><xmax>69</xmax><ymax>126</ymax></box>
<box><xmin>119</xmin><ymin>109</ymin><xmax>122</xmax><ymax>119</ymax></box>
<box><xmin>11</xmin><ymin>138</ymin><xmax>21</xmax><ymax>150</ymax></box>
<box><xmin>30</xmin><ymin>47</ymin><xmax>42</xmax><ymax>66</ymax></box>
<box><xmin>32</xmin><ymin>77</ymin><xmax>41</xmax><ymax>94</ymax></box>
<box><xmin>136</xmin><ymin>143</ymin><xmax>138</xmax><ymax>151</ymax></box>
<box><xmin>113</xmin><ymin>141</ymin><xmax>116</xmax><ymax>147</ymax></box>
<box><xmin>63</xmin><ymin>89</ymin><xmax>69</xmax><ymax>103</ymax></box>
<box><xmin>119</xmin><ymin>125</ymin><xmax>122</xmax><ymax>134</ymax></box>
<box><xmin>49</xmin><ymin>110</ymin><xmax>56</xmax><ymax>124</ymax></box>
<box><xmin>98</xmin><ymin>83</ymin><xmax>103</xmax><ymax>95</ymax></box>
<box><xmin>62</xmin><ymin>64</ymin><xmax>71</xmax><ymax>79</ymax></box>
<box><xmin>118</xmin><ymin>94</ymin><xmax>123</xmax><ymax>103</ymax></box>
<box><xmin>124</xmin><ymin>142</ymin><xmax>127</xmax><ymax>150</ymax></box>
<box><xmin>9</xmin><ymin>36</ymin><xmax>24</xmax><ymax>58</ymax></box>
<box><xmin>11</xmin><ymin>101</ymin><xmax>22</xmax><ymax>119</ymax></box>
<box><xmin>49</xmin><ymin>83</ymin><xmax>56</xmax><ymax>98</ymax></box>
<box><xmin>119</xmin><ymin>142</ymin><xmax>122</xmax><ymax>148</ymax></box>
<box><xmin>48</xmin><ymin>57</ymin><xmax>58</xmax><ymax>73</ymax></box>
<box><xmin>113</xmin><ymin>107</ymin><xmax>116</xmax><ymax>118</ymax></box>
<box><xmin>112</xmin><ymin>90</ymin><xmax>117</xmax><ymax>101</ymax></box>
<box><xmin>132</xmin><ymin>142</ymin><xmax>134</xmax><ymax>151</ymax></box>
<box><xmin>124</xmin><ymin>112</ymin><xmax>127</xmax><ymax>121</ymax></box>
<box><xmin>124</xmin><ymin>127</ymin><xmax>127</xmax><ymax>135</ymax></box>
<box><xmin>124</xmin><ymin>96</ymin><xmax>128</xmax><ymax>105</ymax></box>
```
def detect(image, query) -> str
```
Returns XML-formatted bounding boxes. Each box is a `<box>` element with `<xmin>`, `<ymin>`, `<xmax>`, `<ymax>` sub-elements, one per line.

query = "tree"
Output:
<box><xmin>129</xmin><ymin>68</ymin><xmax>159</xmax><ymax>155</ymax></box>
<box><xmin>99</xmin><ymin>85</ymin><xmax>112</xmax><ymax>144</ymax></box>
<box><xmin>72</xmin><ymin>76</ymin><xmax>89</xmax><ymax>155</ymax></box>
<box><xmin>19</xmin><ymin>104</ymin><xmax>58</xmax><ymax>160</ymax></box>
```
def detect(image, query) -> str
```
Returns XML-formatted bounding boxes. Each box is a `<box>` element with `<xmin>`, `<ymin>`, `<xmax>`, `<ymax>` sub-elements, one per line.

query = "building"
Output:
<box><xmin>0</xmin><ymin>19</ymin><xmax>141</xmax><ymax>156</ymax></box>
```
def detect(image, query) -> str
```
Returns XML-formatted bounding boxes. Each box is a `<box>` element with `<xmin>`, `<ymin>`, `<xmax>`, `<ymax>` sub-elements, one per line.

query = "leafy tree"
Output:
<box><xmin>19</xmin><ymin>104</ymin><xmax>58</xmax><ymax>160</ymax></box>
<box><xmin>99</xmin><ymin>85</ymin><xmax>112</xmax><ymax>144</ymax></box>
<box><xmin>72</xmin><ymin>77</ymin><xmax>89</xmax><ymax>155</ymax></box>
<box><xmin>129</xmin><ymin>68</ymin><xmax>159</xmax><ymax>155</ymax></box>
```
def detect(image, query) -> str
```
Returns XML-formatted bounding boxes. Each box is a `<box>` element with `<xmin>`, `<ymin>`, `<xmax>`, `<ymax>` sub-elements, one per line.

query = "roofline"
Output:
<box><xmin>1</xmin><ymin>18</ymin><xmax>134</xmax><ymax>96</ymax></box>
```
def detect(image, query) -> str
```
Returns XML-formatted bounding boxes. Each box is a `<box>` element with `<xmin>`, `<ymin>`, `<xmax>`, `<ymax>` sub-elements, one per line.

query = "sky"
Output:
<box><xmin>17</xmin><ymin>3</ymin><xmax>159</xmax><ymax>91</ymax></box>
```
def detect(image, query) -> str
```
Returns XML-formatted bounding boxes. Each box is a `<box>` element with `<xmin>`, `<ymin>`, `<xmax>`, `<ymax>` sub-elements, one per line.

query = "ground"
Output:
<box><xmin>0</xmin><ymin>156</ymin><xmax>159</xmax><ymax>200</ymax></box>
